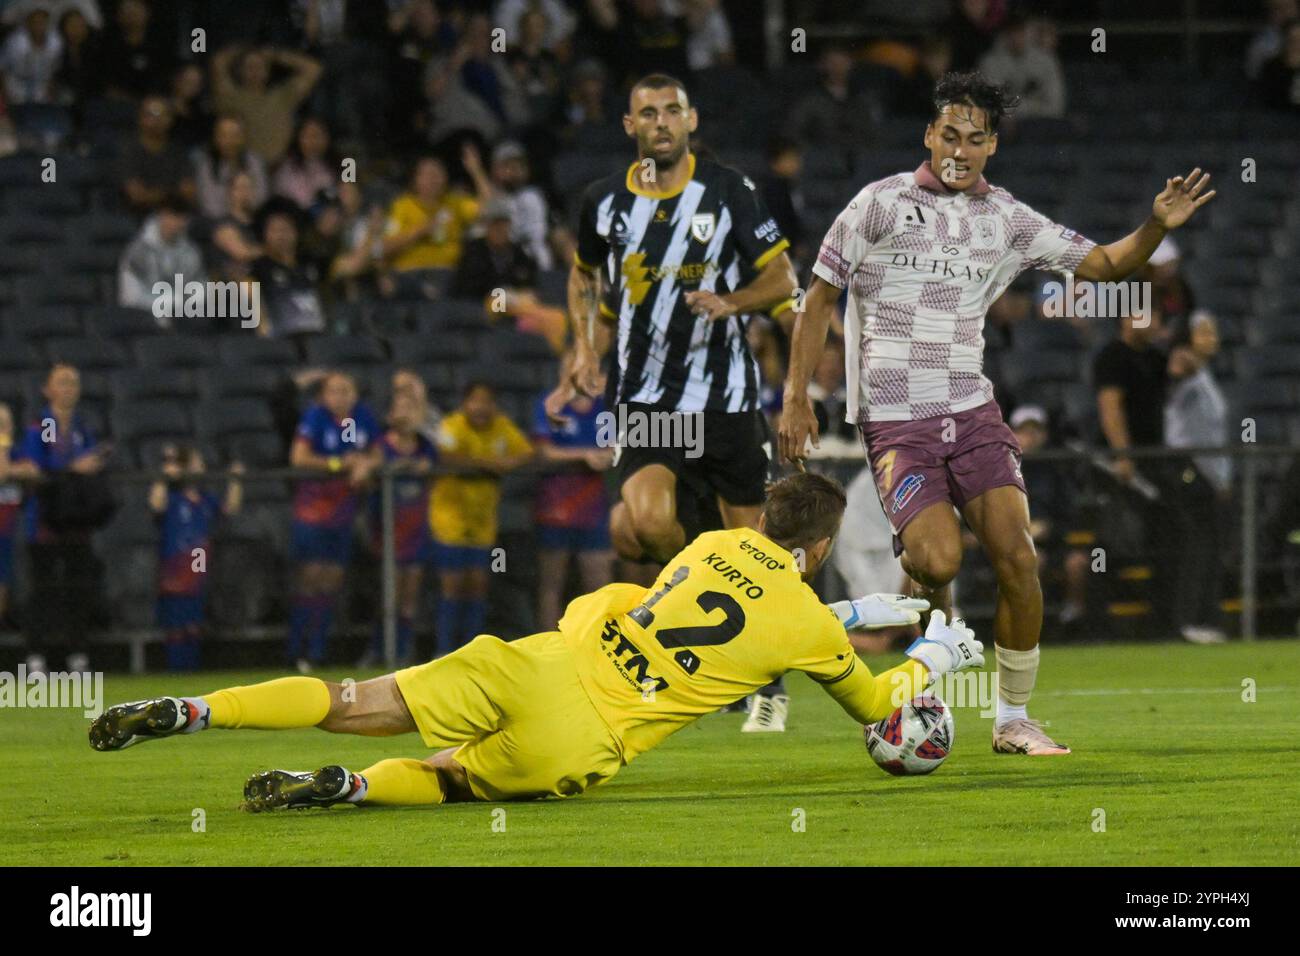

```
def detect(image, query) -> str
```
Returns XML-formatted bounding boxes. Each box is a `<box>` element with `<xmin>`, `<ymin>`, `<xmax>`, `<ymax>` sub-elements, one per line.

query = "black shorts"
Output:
<box><xmin>610</xmin><ymin>402</ymin><xmax>773</xmax><ymax>507</ymax></box>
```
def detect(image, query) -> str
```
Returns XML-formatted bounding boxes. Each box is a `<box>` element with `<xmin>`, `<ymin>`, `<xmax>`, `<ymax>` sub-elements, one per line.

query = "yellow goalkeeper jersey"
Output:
<box><xmin>557</xmin><ymin>527</ymin><xmax>928</xmax><ymax>761</ymax></box>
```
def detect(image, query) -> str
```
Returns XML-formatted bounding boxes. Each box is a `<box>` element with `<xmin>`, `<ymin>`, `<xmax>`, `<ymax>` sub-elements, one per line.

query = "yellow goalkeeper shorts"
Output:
<box><xmin>393</xmin><ymin>630</ymin><xmax>624</xmax><ymax>800</ymax></box>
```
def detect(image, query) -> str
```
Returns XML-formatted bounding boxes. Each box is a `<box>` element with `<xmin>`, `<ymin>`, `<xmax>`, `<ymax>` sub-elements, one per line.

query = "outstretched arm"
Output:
<box><xmin>1075</xmin><ymin>168</ymin><xmax>1215</xmax><ymax>281</ymax></box>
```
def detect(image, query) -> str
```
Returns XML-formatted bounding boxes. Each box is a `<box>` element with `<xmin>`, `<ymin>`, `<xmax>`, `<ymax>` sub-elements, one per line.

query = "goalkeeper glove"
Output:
<box><xmin>830</xmin><ymin>593</ymin><xmax>931</xmax><ymax>630</ymax></box>
<box><xmin>905</xmin><ymin>610</ymin><xmax>985</xmax><ymax>677</ymax></box>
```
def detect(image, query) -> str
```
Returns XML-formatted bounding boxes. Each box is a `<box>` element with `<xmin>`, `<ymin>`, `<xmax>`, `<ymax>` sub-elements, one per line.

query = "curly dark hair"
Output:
<box><xmin>932</xmin><ymin>71</ymin><xmax>1020</xmax><ymax>131</ymax></box>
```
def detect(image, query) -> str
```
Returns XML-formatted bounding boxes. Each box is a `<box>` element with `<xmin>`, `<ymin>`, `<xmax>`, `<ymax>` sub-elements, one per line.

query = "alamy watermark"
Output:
<box><xmin>0</xmin><ymin>665</ymin><xmax>103</xmax><ymax>717</ymax></box>
<box><xmin>596</xmin><ymin>403</ymin><xmax>703</xmax><ymax>459</ymax></box>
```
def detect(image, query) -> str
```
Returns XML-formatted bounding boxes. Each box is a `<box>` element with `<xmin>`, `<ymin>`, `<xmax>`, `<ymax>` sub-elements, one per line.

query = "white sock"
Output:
<box><xmin>178</xmin><ymin>696</ymin><xmax>211</xmax><ymax>733</ymax></box>
<box><xmin>995</xmin><ymin>700</ymin><xmax>1028</xmax><ymax>726</ymax></box>
<box><xmin>345</xmin><ymin>772</ymin><xmax>368</xmax><ymax>804</ymax></box>
<box><xmin>994</xmin><ymin>644</ymin><xmax>1039</xmax><ymax>729</ymax></box>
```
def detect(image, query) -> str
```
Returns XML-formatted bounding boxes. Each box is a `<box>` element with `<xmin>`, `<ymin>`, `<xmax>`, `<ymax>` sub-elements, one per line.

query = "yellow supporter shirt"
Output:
<box><xmin>386</xmin><ymin>191</ymin><xmax>479</xmax><ymax>270</ymax></box>
<box><xmin>558</xmin><ymin>528</ymin><xmax>930</xmax><ymax>761</ymax></box>
<box><xmin>429</xmin><ymin>411</ymin><xmax>531</xmax><ymax>548</ymax></box>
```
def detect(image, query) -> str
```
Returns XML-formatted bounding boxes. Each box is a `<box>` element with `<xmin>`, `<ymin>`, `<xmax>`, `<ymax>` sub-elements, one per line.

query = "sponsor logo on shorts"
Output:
<box><xmin>892</xmin><ymin>473</ymin><xmax>926</xmax><ymax>514</ymax></box>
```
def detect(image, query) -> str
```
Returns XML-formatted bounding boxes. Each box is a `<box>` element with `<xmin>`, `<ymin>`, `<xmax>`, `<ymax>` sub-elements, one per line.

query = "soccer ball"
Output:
<box><xmin>864</xmin><ymin>693</ymin><xmax>955</xmax><ymax>776</ymax></box>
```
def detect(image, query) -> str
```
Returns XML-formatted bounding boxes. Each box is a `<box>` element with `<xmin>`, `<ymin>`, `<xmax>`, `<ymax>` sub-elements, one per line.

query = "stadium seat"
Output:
<box><xmin>44</xmin><ymin>336</ymin><xmax>128</xmax><ymax>369</ymax></box>
<box><xmin>197</xmin><ymin>364</ymin><xmax>281</xmax><ymax>401</ymax></box>
<box><xmin>9</xmin><ymin>306</ymin><xmax>81</xmax><ymax>340</ymax></box>
<box><xmin>224</xmin><ymin>430</ymin><xmax>286</xmax><ymax>469</ymax></box>
<box><xmin>134</xmin><ymin>335</ymin><xmax>217</xmax><ymax>368</ymax></box>
<box><xmin>304</xmin><ymin>334</ymin><xmax>389</xmax><ymax>368</ymax></box>
<box><xmin>0</xmin><ymin>337</ymin><xmax>43</xmax><ymax>372</ymax></box>
<box><xmin>195</xmin><ymin>398</ymin><xmax>277</xmax><ymax>442</ymax></box>
<box><xmin>385</xmin><ymin>332</ymin><xmax>472</xmax><ymax>366</ymax></box>
<box><xmin>1234</xmin><ymin>347</ymin><xmax>1300</xmax><ymax>382</ymax></box>
<box><xmin>216</xmin><ymin>335</ymin><xmax>299</xmax><ymax>367</ymax></box>
<box><xmin>1011</xmin><ymin>320</ymin><xmax>1085</xmax><ymax>354</ymax></box>
<box><xmin>111</xmin><ymin>367</ymin><xmax>197</xmax><ymax>404</ymax></box>
<box><xmin>1256</xmin><ymin>315</ymin><xmax>1300</xmax><ymax>346</ymax></box>
<box><xmin>88</xmin><ymin>305</ymin><xmax>165</xmax><ymax>341</ymax></box>
<box><xmin>0</xmin><ymin>245</ymin><xmax>49</xmax><ymax>277</ymax></box>
<box><xmin>0</xmin><ymin>214</ymin><xmax>63</xmax><ymax>245</ymax></box>
<box><xmin>15</xmin><ymin>274</ymin><xmax>98</xmax><ymax>308</ymax></box>
<box><xmin>1003</xmin><ymin>351</ymin><xmax>1084</xmax><ymax>389</ymax></box>
<box><xmin>112</xmin><ymin>401</ymin><xmax>191</xmax><ymax>444</ymax></box>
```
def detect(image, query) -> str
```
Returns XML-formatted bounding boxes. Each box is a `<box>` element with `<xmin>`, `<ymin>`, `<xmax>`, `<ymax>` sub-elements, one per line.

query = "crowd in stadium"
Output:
<box><xmin>0</xmin><ymin>0</ymin><xmax>1298</xmax><ymax>676</ymax></box>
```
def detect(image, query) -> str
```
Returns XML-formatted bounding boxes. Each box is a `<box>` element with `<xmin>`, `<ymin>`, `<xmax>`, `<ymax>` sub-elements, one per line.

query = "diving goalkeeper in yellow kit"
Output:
<box><xmin>89</xmin><ymin>473</ymin><xmax>985</xmax><ymax>809</ymax></box>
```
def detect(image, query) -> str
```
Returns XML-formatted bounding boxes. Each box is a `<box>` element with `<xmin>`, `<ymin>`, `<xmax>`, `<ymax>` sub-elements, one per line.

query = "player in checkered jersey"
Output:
<box><xmin>780</xmin><ymin>72</ymin><xmax>1215</xmax><ymax>755</ymax></box>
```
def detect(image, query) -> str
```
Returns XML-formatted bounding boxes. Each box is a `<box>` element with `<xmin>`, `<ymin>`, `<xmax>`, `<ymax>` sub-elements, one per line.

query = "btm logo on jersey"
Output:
<box><xmin>600</xmin><ymin>618</ymin><xmax>670</xmax><ymax>693</ymax></box>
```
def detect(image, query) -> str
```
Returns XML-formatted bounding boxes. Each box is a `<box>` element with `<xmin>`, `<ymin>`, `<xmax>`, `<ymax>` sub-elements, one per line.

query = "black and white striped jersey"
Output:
<box><xmin>576</xmin><ymin>154</ymin><xmax>791</xmax><ymax>414</ymax></box>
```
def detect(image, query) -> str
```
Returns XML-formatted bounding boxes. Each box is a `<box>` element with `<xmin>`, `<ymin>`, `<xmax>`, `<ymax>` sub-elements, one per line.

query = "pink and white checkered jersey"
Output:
<box><xmin>812</xmin><ymin>162</ymin><xmax>1096</xmax><ymax>423</ymax></box>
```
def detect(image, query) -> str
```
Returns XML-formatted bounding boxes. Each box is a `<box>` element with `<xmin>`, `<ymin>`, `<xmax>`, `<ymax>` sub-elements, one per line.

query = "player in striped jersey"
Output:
<box><xmin>551</xmin><ymin>73</ymin><xmax>800</xmax><ymax>729</ymax></box>
<box><xmin>780</xmin><ymin>71</ymin><xmax>1215</xmax><ymax>755</ymax></box>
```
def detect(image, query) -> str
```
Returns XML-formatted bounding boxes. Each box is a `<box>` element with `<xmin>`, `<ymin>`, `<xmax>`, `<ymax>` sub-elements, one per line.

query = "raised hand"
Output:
<box><xmin>1152</xmin><ymin>167</ymin><xmax>1215</xmax><ymax>229</ymax></box>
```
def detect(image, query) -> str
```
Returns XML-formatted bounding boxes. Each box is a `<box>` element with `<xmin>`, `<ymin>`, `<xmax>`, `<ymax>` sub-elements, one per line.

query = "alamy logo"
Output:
<box><xmin>152</xmin><ymin>274</ymin><xmax>259</xmax><ymax>327</ymax></box>
<box><xmin>0</xmin><ymin>665</ymin><xmax>103</xmax><ymax>717</ymax></box>
<box><xmin>1041</xmin><ymin>274</ymin><xmax>1150</xmax><ymax>324</ymax></box>
<box><xmin>596</xmin><ymin>404</ymin><xmax>703</xmax><ymax>459</ymax></box>
<box><xmin>50</xmin><ymin>886</ymin><xmax>152</xmax><ymax>936</ymax></box>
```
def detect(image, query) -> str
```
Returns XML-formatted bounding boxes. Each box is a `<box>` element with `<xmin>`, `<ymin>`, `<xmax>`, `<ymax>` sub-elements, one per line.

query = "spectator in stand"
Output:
<box><xmin>505</xmin><ymin>7</ymin><xmax>564</xmax><ymax>130</ymax></box>
<box><xmin>1094</xmin><ymin>304</ymin><xmax>1181</xmax><ymax>637</ymax></box>
<box><xmin>209</xmin><ymin>169</ymin><xmax>263</xmax><ymax>282</ymax></box>
<box><xmin>977</xmin><ymin>13</ymin><xmax>1065</xmax><ymax>120</ymax></box>
<box><xmin>386</xmin><ymin>0</ymin><xmax>456</xmax><ymax>149</ymax></box>
<box><xmin>359</xmin><ymin>390</ymin><xmax>438</xmax><ymax>668</ymax></box>
<box><xmin>329</xmin><ymin>179</ymin><xmax>394</xmax><ymax>299</ymax></box>
<box><xmin>274</xmin><ymin>115</ymin><xmax>336</xmax><ymax>210</ymax></box>
<box><xmin>294</xmin><ymin>0</ymin><xmax>389</xmax><ymax>148</ymax></box>
<box><xmin>429</xmin><ymin>381</ymin><xmax>532</xmax><ymax>656</ymax></box>
<box><xmin>893</xmin><ymin>36</ymin><xmax>953</xmax><ymax>117</ymax></box>
<box><xmin>383</xmin><ymin>151</ymin><xmax>487</xmax><ymax>280</ymax></box>
<box><xmin>452</xmin><ymin>197</ymin><xmax>567</xmax><ymax>352</ymax></box>
<box><xmin>148</xmin><ymin>444</ymin><xmax>244</xmax><ymax>670</ymax></box>
<box><xmin>1165</xmin><ymin>311</ymin><xmax>1231</xmax><ymax>644</ymax></box>
<box><xmin>561</xmin><ymin>57</ymin><xmax>617</xmax><ymax>138</ymax></box>
<box><xmin>945</xmin><ymin>0</ymin><xmax>1007</xmax><ymax>72</ymax></box>
<box><xmin>53</xmin><ymin>7</ymin><xmax>99</xmax><ymax>118</ymax></box>
<box><xmin>250</xmin><ymin>205</ymin><xmax>328</xmax><ymax>343</ymax></box>
<box><xmin>790</xmin><ymin>44</ymin><xmax>879</xmax><ymax>160</ymax></box>
<box><xmin>11</xmin><ymin>364</ymin><xmax>113</xmax><ymax>675</ymax></box>
<box><xmin>621</xmin><ymin>0</ymin><xmax>690</xmax><ymax>84</ymax></box>
<box><xmin>451</xmin><ymin>196</ymin><xmax>538</xmax><ymax>298</ymax></box>
<box><xmin>391</xmin><ymin>367</ymin><xmax>442</xmax><ymax>443</ymax></box>
<box><xmin>490</xmin><ymin>139</ymin><xmax>552</xmax><ymax>269</ymax></box>
<box><xmin>116</xmin><ymin>95</ymin><xmax>196</xmax><ymax>214</ymax></box>
<box><xmin>0</xmin><ymin>7</ymin><xmax>68</xmax><ymax>146</ymax></box>
<box><xmin>193</xmin><ymin>114</ymin><xmax>269</xmax><ymax>220</ymax></box>
<box><xmin>0</xmin><ymin>403</ymin><xmax>22</xmax><ymax>631</ymax></box>
<box><xmin>167</xmin><ymin>62</ymin><xmax>212</xmax><ymax>152</ymax></box>
<box><xmin>530</xmin><ymin>365</ymin><xmax>614</xmax><ymax>631</ymax></box>
<box><xmin>210</xmin><ymin>44</ymin><xmax>322</xmax><ymax>164</ymax></box>
<box><xmin>494</xmin><ymin>0</ymin><xmax>576</xmax><ymax>52</ymax></box>
<box><xmin>1143</xmin><ymin>236</ymin><xmax>1195</xmax><ymax>332</ymax></box>
<box><xmin>1258</xmin><ymin>18</ymin><xmax>1300</xmax><ymax>111</ymax></box>
<box><xmin>98</xmin><ymin>0</ymin><xmax>173</xmax><ymax>100</ymax></box>
<box><xmin>118</xmin><ymin>194</ymin><xmax>204</xmax><ymax>319</ymax></box>
<box><xmin>684</xmin><ymin>0</ymin><xmax>734</xmax><ymax>71</ymax></box>
<box><xmin>1247</xmin><ymin>0</ymin><xmax>1298</xmax><ymax>80</ymax></box>
<box><xmin>760</xmin><ymin>135</ymin><xmax>806</xmax><ymax>267</ymax></box>
<box><xmin>1009</xmin><ymin>405</ymin><xmax>1089</xmax><ymax>627</ymax></box>
<box><xmin>287</xmin><ymin>370</ymin><xmax>381</xmax><ymax>672</ymax></box>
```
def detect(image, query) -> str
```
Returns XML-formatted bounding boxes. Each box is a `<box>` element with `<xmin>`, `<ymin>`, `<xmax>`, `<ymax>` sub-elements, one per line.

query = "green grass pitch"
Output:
<box><xmin>3</xmin><ymin>640</ymin><xmax>1299</xmax><ymax>866</ymax></box>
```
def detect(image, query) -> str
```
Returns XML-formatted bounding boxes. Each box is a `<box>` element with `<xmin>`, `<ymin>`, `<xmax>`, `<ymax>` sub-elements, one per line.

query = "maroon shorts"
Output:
<box><xmin>858</xmin><ymin>400</ymin><xmax>1026</xmax><ymax>556</ymax></box>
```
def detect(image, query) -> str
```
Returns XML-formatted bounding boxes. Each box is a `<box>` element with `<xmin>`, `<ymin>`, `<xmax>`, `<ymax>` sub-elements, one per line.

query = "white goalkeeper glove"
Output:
<box><xmin>830</xmin><ymin>593</ymin><xmax>931</xmax><ymax>630</ymax></box>
<box><xmin>904</xmin><ymin>610</ymin><xmax>985</xmax><ymax>678</ymax></box>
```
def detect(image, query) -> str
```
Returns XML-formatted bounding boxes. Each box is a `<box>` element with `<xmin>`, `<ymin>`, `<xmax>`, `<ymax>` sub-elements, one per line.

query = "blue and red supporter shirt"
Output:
<box><xmin>292</xmin><ymin>402</ymin><xmax>380</xmax><ymax>529</ymax></box>
<box><xmin>530</xmin><ymin>395</ymin><xmax>609</xmax><ymax>530</ymax></box>
<box><xmin>157</xmin><ymin>489</ymin><xmax>221</xmax><ymax>596</ymax></box>
<box><xmin>14</xmin><ymin>406</ymin><xmax>98</xmax><ymax>542</ymax></box>
<box><xmin>370</xmin><ymin>430</ymin><xmax>438</xmax><ymax>561</ymax></box>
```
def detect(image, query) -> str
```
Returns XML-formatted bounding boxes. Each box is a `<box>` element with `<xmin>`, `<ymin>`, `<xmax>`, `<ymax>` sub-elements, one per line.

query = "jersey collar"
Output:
<box><xmin>626</xmin><ymin>153</ymin><xmax>696</xmax><ymax>199</ymax></box>
<box><xmin>913</xmin><ymin>161</ymin><xmax>991</xmax><ymax>197</ymax></box>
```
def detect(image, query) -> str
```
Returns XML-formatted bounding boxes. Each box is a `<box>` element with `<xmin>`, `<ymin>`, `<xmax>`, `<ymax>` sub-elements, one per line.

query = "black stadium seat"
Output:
<box><xmin>216</xmin><ymin>335</ymin><xmax>299</xmax><ymax>367</ymax></box>
<box><xmin>197</xmin><ymin>364</ymin><xmax>281</xmax><ymax>401</ymax></box>
<box><xmin>112</xmin><ymin>400</ymin><xmax>191</xmax><ymax>443</ymax></box>
<box><xmin>134</xmin><ymin>335</ymin><xmax>216</xmax><ymax>368</ymax></box>
<box><xmin>44</xmin><ymin>336</ymin><xmax>128</xmax><ymax>369</ymax></box>
<box><xmin>195</xmin><ymin>398</ymin><xmax>277</xmax><ymax>441</ymax></box>
<box><xmin>305</xmin><ymin>334</ymin><xmax>388</xmax><ymax>368</ymax></box>
<box><xmin>111</xmin><ymin>367</ymin><xmax>197</xmax><ymax>403</ymax></box>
